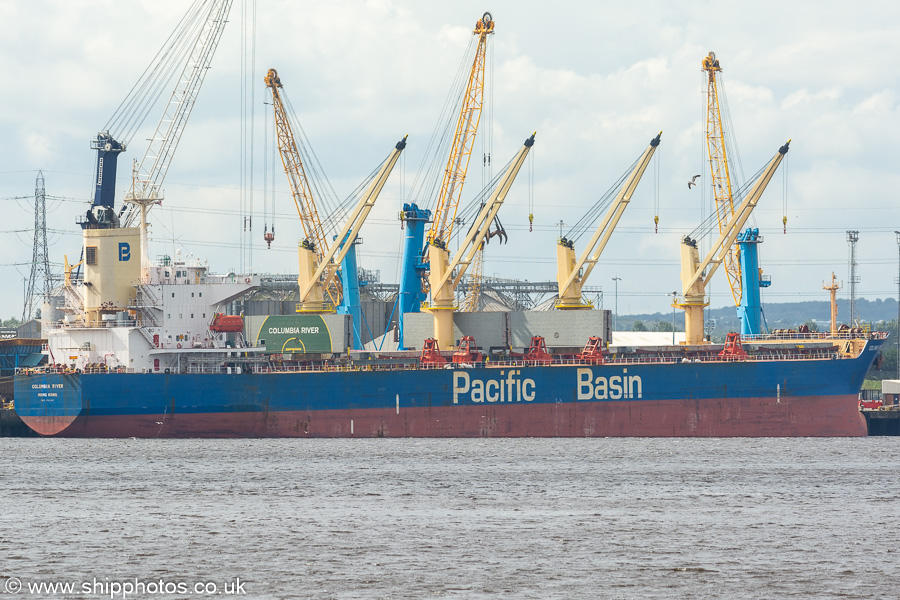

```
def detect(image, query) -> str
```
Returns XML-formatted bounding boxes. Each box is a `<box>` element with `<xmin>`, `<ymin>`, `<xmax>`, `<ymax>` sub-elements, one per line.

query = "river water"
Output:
<box><xmin>1</xmin><ymin>438</ymin><xmax>899</xmax><ymax>599</ymax></box>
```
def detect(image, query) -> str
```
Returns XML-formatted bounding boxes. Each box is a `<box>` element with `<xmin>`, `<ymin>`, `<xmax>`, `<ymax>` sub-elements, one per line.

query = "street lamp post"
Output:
<box><xmin>895</xmin><ymin>231</ymin><xmax>900</xmax><ymax>379</ymax></box>
<box><xmin>670</xmin><ymin>291</ymin><xmax>678</xmax><ymax>345</ymax></box>
<box><xmin>556</xmin><ymin>220</ymin><xmax>566</xmax><ymax>239</ymax></box>
<box><xmin>612</xmin><ymin>277</ymin><xmax>621</xmax><ymax>331</ymax></box>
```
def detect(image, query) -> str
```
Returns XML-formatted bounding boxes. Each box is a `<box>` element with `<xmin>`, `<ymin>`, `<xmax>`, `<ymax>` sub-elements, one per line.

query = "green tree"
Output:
<box><xmin>867</xmin><ymin>319</ymin><xmax>899</xmax><ymax>381</ymax></box>
<box><xmin>655</xmin><ymin>321</ymin><xmax>674</xmax><ymax>332</ymax></box>
<box><xmin>632</xmin><ymin>321</ymin><xmax>647</xmax><ymax>332</ymax></box>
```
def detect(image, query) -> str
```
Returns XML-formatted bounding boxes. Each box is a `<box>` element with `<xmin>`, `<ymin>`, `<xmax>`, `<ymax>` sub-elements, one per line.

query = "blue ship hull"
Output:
<box><xmin>13</xmin><ymin>338</ymin><xmax>883</xmax><ymax>437</ymax></box>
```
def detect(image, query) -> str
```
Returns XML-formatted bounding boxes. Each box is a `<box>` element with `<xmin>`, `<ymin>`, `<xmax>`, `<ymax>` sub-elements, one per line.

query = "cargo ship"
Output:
<box><xmin>13</xmin><ymin>246</ymin><xmax>887</xmax><ymax>438</ymax></box>
<box><xmin>15</xmin><ymin>125</ymin><xmax>884</xmax><ymax>438</ymax></box>
<box><xmin>13</xmin><ymin>6</ymin><xmax>885</xmax><ymax>437</ymax></box>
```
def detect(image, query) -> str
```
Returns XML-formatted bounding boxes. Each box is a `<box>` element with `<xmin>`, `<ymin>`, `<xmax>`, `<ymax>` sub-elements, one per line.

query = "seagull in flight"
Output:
<box><xmin>687</xmin><ymin>174</ymin><xmax>701</xmax><ymax>189</ymax></box>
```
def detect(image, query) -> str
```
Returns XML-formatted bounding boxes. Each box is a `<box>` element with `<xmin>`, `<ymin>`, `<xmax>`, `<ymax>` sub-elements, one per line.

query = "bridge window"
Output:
<box><xmin>86</xmin><ymin>246</ymin><xmax>97</xmax><ymax>265</ymax></box>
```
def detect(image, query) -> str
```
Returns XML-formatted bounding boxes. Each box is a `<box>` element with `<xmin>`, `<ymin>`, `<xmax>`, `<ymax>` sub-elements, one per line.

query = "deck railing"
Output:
<box><xmin>16</xmin><ymin>348</ymin><xmax>846</xmax><ymax>376</ymax></box>
<box><xmin>19</xmin><ymin>330</ymin><xmax>886</xmax><ymax>377</ymax></box>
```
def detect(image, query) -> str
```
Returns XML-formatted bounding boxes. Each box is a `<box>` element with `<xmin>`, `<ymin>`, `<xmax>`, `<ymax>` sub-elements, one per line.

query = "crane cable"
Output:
<box><xmin>406</xmin><ymin>36</ymin><xmax>479</xmax><ymax>213</ymax></box>
<box><xmin>528</xmin><ymin>145</ymin><xmax>534</xmax><ymax>232</ymax></box>
<box><xmin>718</xmin><ymin>73</ymin><xmax>745</xmax><ymax>195</ymax></box>
<box><xmin>782</xmin><ymin>152</ymin><xmax>789</xmax><ymax>233</ymax></box>
<box><xmin>240</xmin><ymin>0</ymin><xmax>257</xmax><ymax>272</ymax></box>
<box><xmin>686</xmin><ymin>161</ymin><xmax>768</xmax><ymax>242</ymax></box>
<box><xmin>482</xmin><ymin>35</ymin><xmax>494</xmax><ymax>192</ymax></box>
<box><xmin>104</xmin><ymin>0</ymin><xmax>212</xmax><ymax>146</ymax></box>
<box><xmin>698</xmin><ymin>70</ymin><xmax>708</xmax><ymax>256</ymax></box>
<box><xmin>453</xmin><ymin>155</ymin><xmax>514</xmax><ymax>235</ymax></box>
<box><xmin>263</xmin><ymin>94</ymin><xmax>272</xmax><ymax>246</ymax></box>
<box><xmin>564</xmin><ymin>158</ymin><xmax>638</xmax><ymax>243</ymax></box>
<box><xmin>653</xmin><ymin>143</ymin><xmax>660</xmax><ymax>233</ymax></box>
<box><xmin>278</xmin><ymin>88</ymin><xmax>342</xmax><ymax>233</ymax></box>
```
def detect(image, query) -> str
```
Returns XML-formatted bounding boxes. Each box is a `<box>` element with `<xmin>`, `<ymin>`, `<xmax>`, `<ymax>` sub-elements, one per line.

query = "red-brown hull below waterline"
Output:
<box><xmin>23</xmin><ymin>395</ymin><xmax>867</xmax><ymax>438</ymax></box>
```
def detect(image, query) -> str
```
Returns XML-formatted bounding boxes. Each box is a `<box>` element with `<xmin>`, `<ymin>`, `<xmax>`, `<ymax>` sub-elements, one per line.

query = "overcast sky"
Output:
<box><xmin>1</xmin><ymin>0</ymin><xmax>899</xmax><ymax>321</ymax></box>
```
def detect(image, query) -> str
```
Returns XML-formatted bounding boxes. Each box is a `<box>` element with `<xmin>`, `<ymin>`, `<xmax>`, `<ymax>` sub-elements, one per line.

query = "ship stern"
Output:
<box><xmin>13</xmin><ymin>372</ymin><xmax>84</xmax><ymax>436</ymax></box>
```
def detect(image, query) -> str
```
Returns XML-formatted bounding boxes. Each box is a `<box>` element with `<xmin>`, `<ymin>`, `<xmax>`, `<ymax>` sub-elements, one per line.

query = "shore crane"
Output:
<box><xmin>425</xmin><ymin>133</ymin><xmax>535</xmax><ymax>350</ymax></box>
<box><xmin>556</xmin><ymin>133</ymin><xmax>661</xmax><ymax>310</ymax></box>
<box><xmin>676</xmin><ymin>140</ymin><xmax>790</xmax><ymax>345</ymax></box>
<box><xmin>398</xmin><ymin>11</ymin><xmax>494</xmax><ymax>346</ymax></box>
<box><xmin>702</xmin><ymin>51</ymin><xmax>774</xmax><ymax>335</ymax></box>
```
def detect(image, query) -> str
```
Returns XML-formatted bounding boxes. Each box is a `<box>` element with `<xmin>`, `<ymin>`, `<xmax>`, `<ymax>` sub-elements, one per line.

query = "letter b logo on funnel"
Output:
<box><xmin>119</xmin><ymin>242</ymin><xmax>131</xmax><ymax>261</ymax></box>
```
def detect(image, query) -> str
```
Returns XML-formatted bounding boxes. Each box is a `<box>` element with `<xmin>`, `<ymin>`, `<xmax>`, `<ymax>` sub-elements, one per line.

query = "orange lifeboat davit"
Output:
<box><xmin>209</xmin><ymin>313</ymin><xmax>244</xmax><ymax>333</ymax></box>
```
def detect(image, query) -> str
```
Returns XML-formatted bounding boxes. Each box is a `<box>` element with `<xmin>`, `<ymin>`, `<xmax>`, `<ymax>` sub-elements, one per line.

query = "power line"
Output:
<box><xmin>23</xmin><ymin>171</ymin><xmax>52</xmax><ymax>321</ymax></box>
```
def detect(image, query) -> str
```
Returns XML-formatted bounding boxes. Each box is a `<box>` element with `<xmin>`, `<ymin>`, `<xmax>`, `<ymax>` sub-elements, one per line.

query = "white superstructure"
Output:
<box><xmin>47</xmin><ymin>243</ymin><xmax>256</xmax><ymax>373</ymax></box>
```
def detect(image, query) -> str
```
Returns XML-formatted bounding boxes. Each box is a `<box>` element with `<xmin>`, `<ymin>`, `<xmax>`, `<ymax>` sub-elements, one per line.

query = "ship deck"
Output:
<box><xmin>18</xmin><ymin>331</ymin><xmax>887</xmax><ymax>376</ymax></box>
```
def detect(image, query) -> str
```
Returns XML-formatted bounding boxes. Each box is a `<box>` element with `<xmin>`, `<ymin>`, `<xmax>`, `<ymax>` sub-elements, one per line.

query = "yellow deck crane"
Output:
<box><xmin>703</xmin><ymin>51</ymin><xmax>784</xmax><ymax>336</ymax></box>
<box><xmin>428</xmin><ymin>11</ymin><xmax>494</xmax><ymax>246</ymax></box>
<box><xmin>556</xmin><ymin>133</ymin><xmax>661</xmax><ymax>309</ymax></box>
<box><xmin>428</xmin><ymin>12</ymin><xmax>495</xmax><ymax>311</ymax></box>
<box><xmin>425</xmin><ymin>133</ymin><xmax>535</xmax><ymax>349</ymax></box>
<box><xmin>265</xmin><ymin>68</ymin><xmax>341</xmax><ymax>308</ymax></box>
<box><xmin>298</xmin><ymin>137</ymin><xmax>408</xmax><ymax>311</ymax></box>
<box><xmin>676</xmin><ymin>140</ymin><xmax>790</xmax><ymax>344</ymax></box>
<box><xmin>702</xmin><ymin>51</ymin><xmax>743</xmax><ymax>307</ymax></box>
<box><xmin>267</xmin><ymin>69</ymin><xmax>406</xmax><ymax>321</ymax></box>
<box><xmin>266</xmin><ymin>68</ymin><xmax>407</xmax><ymax>312</ymax></box>
<box><xmin>458</xmin><ymin>243</ymin><xmax>485</xmax><ymax>312</ymax></box>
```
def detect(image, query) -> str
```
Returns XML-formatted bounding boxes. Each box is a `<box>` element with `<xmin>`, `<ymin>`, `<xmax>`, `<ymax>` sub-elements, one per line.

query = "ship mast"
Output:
<box><xmin>823</xmin><ymin>273</ymin><xmax>841</xmax><ymax>334</ymax></box>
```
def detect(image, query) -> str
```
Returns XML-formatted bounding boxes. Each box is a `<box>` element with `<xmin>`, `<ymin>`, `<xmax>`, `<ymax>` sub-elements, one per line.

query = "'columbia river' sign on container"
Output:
<box><xmin>256</xmin><ymin>315</ymin><xmax>332</xmax><ymax>353</ymax></box>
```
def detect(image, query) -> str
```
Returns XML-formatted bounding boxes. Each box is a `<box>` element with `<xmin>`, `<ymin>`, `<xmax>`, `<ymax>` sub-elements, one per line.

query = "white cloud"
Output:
<box><xmin>2</xmin><ymin>0</ymin><xmax>899</xmax><ymax>321</ymax></box>
<box><xmin>782</xmin><ymin>87</ymin><xmax>843</xmax><ymax>110</ymax></box>
<box><xmin>853</xmin><ymin>90</ymin><xmax>897</xmax><ymax>115</ymax></box>
<box><xmin>21</xmin><ymin>131</ymin><xmax>56</xmax><ymax>166</ymax></box>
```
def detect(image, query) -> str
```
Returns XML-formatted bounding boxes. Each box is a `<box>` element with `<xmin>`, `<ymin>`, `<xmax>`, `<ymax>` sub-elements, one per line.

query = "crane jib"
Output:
<box><xmin>119</xmin><ymin>0</ymin><xmax>233</xmax><ymax>228</ymax></box>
